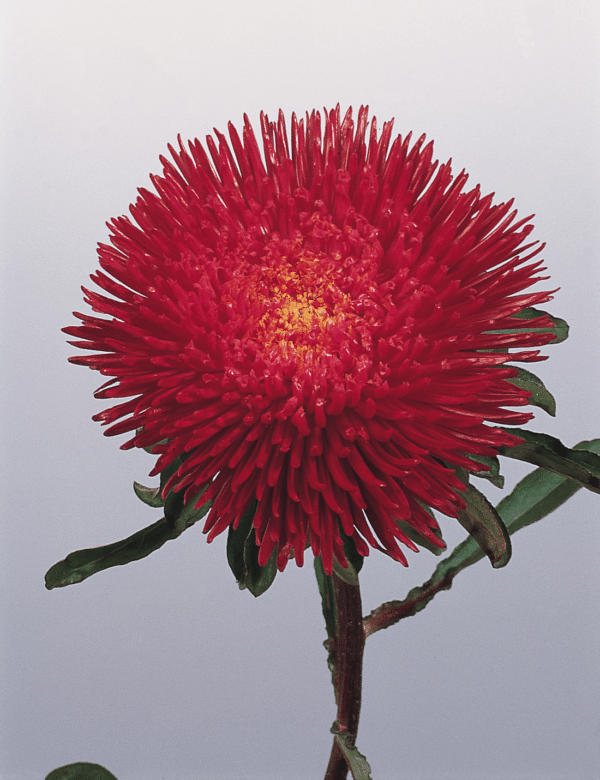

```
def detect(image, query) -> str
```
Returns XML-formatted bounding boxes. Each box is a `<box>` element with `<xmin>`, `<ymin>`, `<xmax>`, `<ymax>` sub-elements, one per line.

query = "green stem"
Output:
<box><xmin>323</xmin><ymin>572</ymin><xmax>365</xmax><ymax>780</ymax></box>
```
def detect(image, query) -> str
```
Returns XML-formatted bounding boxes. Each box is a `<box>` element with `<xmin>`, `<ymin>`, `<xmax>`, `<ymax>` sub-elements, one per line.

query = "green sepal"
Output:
<box><xmin>331</xmin><ymin>528</ymin><xmax>364</xmax><ymax>585</ymax></box>
<box><xmin>225</xmin><ymin>502</ymin><xmax>278</xmax><ymax>597</ymax></box>
<box><xmin>330</xmin><ymin>724</ymin><xmax>373</xmax><ymax>780</ymax></box>
<box><xmin>456</xmin><ymin>480</ymin><xmax>511</xmax><ymax>568</ymax></box>
<box><xmin>341</xmin><ymin>528</ymin><xmax>364</xmax><ymax>575</ymax></box>
<box><xmin>45</xmin><ymin>763</ymin><xmax>119</xmax><ymax>780</ymax></box>
<box><xmin>508</xmin><ymin>367</ymin><xmax>556</xmax><ymax>417</ymax></box>
<box><xmin>165</xmin><ymin>485</ymin><xmax>212</xmax><ymax>535</ymax></box>
<box><xmin>332</xmin><ymin>557</ymin><xmax>359</xmax><ymax>586</ymax></box>
<box><xmin>226</xmin><ymin>501</ymin><xmax>256</xmax><ymax>582</ymax></box>
<box><xmin>133</xmin><ymin>454</ymin><xmax>185</xmax><ymax>511</ymax></box>
<box><xmin>499</xmin><ymin>428</ymin><xmax>600</xmax><ymax>494</ymax></box>
<box><xmin>132</xmin><ymin>482</ymin><xmax>163</xmax><ymax>508</ymax></box>
<box><xmin>363</xmin><ymin>439</ymin><xmax>600</xmax><ymax>636</ymax></box>
<box><xmin>468</xmin><ymin>454</ymin><xmax>505</xmax><ymax>488</ymax></box>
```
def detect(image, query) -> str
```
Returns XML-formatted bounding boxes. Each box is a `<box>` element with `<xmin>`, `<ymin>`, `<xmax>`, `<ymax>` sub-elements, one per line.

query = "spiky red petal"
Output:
<box><xmin>65</xmin><ymin>106</ymin><xmax>555</xmax><ymax>574</ymax></box>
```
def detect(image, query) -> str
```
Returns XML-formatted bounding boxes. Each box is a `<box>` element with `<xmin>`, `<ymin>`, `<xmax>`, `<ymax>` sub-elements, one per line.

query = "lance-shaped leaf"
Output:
<box><xmin>226</xmin><ymin>501</ymin><xmax>278</xmax><ymax>597</ymax></box>
<box><xmin>499</xmin><ymin>428</ymin><xmax>600</xmax><ymax>494</ymax></box>
<box><xmin>45</xmin><ymin>488</ymin><xmax>211</xmax><ymax>589</ymax></box>
<box><xmin>46</xmin><ymin>763</ymin><xmax>119</xmax><ymax>780</ymax></box>
<box><xmin>508</xmin><ymin>367</ymin><xmax>556</xmax><ymax>417</ymax></box>
<box><xmin>363</xmin><ymin>438</ymin><xmax>600</xmax><ymax>637</ymax></box>
<box><xmin>46</xmin><ymin>518</ymin><xmax>180</xmax><ymax>589</ymax></box>
<box><xmin>457</xmin><ymin>482</ymin><xmax>511</xmax><ymax>568</ymax></box>
<box><xmin>331</xmin><ymin>724</ymin><xmax>373</xmax><ymax>780</ymax></box>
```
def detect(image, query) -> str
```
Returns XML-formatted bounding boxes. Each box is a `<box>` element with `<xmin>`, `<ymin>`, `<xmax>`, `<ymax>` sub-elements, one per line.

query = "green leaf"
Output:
<box><xmin>363</xmin><ymin>438</ymin><xmax>600</xmax><ymax>637</ymax></box>
<box><xmin>45</xmin><ymin>518</ymin><xmax>181</xmax><ymax>589</ymax></box>
<box><xmin>469</xmin><ymin>454</ymin><xmax>505</xmax><ymax>488</ymax></box>
<box><xmin>496</xmin><ymin>439</ymin><xmax>600</xmax><ymax>533</ymax></box>
<box><xmin>46</xmin><ymin>477</ymin><xmax>212</xmax><ymax>588</ymax></box>
<box><xmin>457</xmin><ymin>482</ymin><xmax>511</xmax><ymax>568</ymax></box>
<box><xmin>225</xmin><ymin>501</ymin><xmax>278</xmax><ymax>597</ymax></box>
<box><xmin>242</xmin><ymin>528</ymin><xmax>278</xmax><ymax>597</ymax></box>
<box><xmin>331</xmin><ymin>726</ymin><xmax>373</xmax><ymax>780</ymax></box>
<box><xmin>508</xmin><ymin>367</ymin><xmax>556</xmax><ymax>417</ymax></box>
<box><xmin>45</xmin><ymin>762</ymin><xmax>119</xmax><ymax>780</ymax></box>
<box><xmin>508</xmin><ymin>307</ymin><xmax>569</xmax><ymax>343</ymax></box>
<box><xmin>226</xmin><ymin>503</ymin><xmax>255</xmax><ymax>582</ymax></box>
<box><xmin>499</xmin><ymin>428</ymin><xmax>600</xmax><ymax>494</ymax></box>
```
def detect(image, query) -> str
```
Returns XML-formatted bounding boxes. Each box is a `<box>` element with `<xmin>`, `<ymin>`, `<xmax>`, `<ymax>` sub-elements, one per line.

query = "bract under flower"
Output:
<box><xmin>64</xmin><ymin>105</ymin><xmax>555</xmax><ymax>574</ymax></box>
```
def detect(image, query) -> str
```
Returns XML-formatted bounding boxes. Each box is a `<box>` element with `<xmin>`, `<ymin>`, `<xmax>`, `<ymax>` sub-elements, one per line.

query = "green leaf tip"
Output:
<box><xmin>226</xmin><ymin>501</ymin><xmax>278</xmax><ymax>597</ymax></box>
<box><xmin>45</xmin><ymin>518</ymin><xmax>178</xmax><ymax>589</ymax></box>
<box><xmin>455</xmin><ymin>471</ymin><xmax>511</xmax><ymax>568</ymax></box>
<box><xmin>45</xmin><ymin>487</ymin><xmax>211</xmax><ymax>589</ymax></box>
<box><xmin>500</xmin><ymin>428</ymin><xmax>600</xmax><ymax>494</ymax></box>
<box><xmin>45</xmin><ymin>763</ymin><xmax>119</xmax><ymax>780</ymax></box>
<box><xmin>509</xmin><ymin>367</ymin><xmax>557</xmax><ymax>417</ymax></box>
<box><xmin>507</xmin><ymin>307</ymin><xmax>569</xmax><ymax>344</ymax></box>
<box><xmin>469</xmin><ymin>454</ymin><xmax>505</xmax><ymax>488</ymax></box>
<box><xmin>133</xmin><ymin>481</ymin><xmax>164</xmax><ymax>508</ymax></box>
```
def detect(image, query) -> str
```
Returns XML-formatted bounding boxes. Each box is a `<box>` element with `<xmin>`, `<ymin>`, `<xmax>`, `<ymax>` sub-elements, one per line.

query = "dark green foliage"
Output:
<box><xmin>45</xmin><ymin>763</ymin><xmax>118</xmax><ymax>780</ymax></box>
<box><xmin>226</xmin><ymin>501</ymin><xmax>278</xmax><ymax>597</ymax></box>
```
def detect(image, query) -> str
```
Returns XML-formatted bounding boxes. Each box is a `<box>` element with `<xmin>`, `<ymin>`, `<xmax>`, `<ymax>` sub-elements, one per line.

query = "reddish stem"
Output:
<box><xmin>323</xmin><ymin>574</ymin><xmax>366</xmax><ymax>780</ymax></box>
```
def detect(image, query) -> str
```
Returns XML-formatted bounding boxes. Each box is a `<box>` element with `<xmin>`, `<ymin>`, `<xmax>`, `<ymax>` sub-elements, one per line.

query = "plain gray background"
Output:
<box><xmin>2</xmin><ymin>1</ymin><xmax>599</xmax><ymax>778</ymax></box>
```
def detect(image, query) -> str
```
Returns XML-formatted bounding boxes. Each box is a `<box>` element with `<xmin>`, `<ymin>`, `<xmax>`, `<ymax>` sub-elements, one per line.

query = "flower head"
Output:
<box><xmin>65</xmin><ymin>106</ymin><xmax>554</xmax><ymax>574</ymax></box>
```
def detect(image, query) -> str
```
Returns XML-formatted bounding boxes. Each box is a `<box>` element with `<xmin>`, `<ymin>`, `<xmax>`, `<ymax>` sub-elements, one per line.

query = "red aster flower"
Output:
<box><xmin>65</xmin><ymin>105</ymin><xmax>555</xmax><ymax>575</ymax></box>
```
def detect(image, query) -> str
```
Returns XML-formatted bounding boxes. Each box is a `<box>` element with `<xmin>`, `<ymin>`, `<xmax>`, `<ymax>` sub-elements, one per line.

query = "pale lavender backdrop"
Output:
<box><xmin>2</xmin><ymin>1</ymin><xmax>599</xmax><ymax>778</ymax></box>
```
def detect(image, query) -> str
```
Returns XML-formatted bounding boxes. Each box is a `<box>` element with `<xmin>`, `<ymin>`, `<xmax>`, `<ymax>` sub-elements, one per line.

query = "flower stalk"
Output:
<box><xmin>324</xmin><ymin>572</ymin><xmax>366</xmax><ymax>780</ymax></box>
